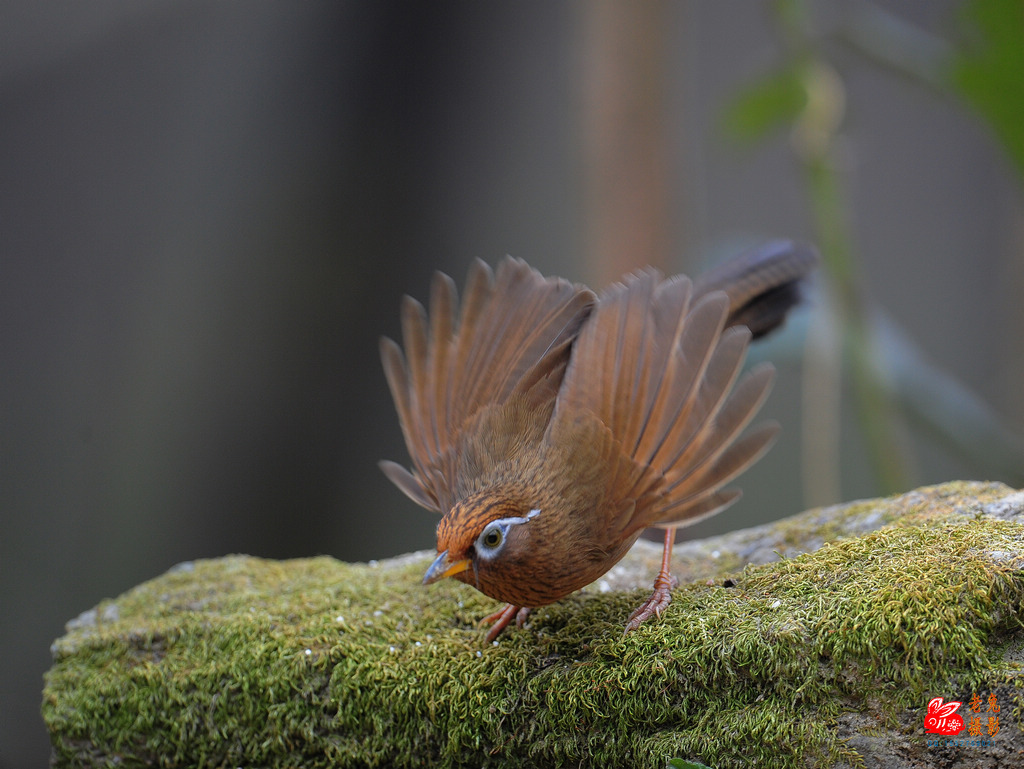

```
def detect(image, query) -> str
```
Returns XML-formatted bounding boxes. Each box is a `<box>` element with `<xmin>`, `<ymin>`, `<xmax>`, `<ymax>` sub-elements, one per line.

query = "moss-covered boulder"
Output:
<box><xmin>43</xmin><ymin>482</ymin><xmax>1024</xmax><ymax>768</ymax></box>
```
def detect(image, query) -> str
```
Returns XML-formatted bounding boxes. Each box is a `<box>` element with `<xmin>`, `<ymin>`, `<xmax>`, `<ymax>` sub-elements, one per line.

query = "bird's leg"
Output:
<box><xmin>624</xmin><ymin>528</ymin><xmax>679</xmax><ymax>633</ymax></box>
<box><xmin>480</xmin><ymin>604</ymin><xmax>532</xmax><ymax>643</ymax></box>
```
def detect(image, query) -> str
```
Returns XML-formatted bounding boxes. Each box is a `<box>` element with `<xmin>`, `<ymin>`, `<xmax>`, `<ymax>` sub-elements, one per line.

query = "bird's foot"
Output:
<box><xmin>624</xmin><ymin>570</ymin><xmax>679</xmax><ymax>633</ymax></box>
<box><xmin>481</xmin><ymin>604</ymin><xmax>531</xmax><ymax>643</ymax></box>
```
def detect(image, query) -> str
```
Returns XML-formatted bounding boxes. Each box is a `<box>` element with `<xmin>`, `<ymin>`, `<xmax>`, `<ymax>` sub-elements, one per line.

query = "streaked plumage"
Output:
<box><xmin>380</xmin><ymin>241</ymin><xmax>816</xmax><ymax>640</ymax></box>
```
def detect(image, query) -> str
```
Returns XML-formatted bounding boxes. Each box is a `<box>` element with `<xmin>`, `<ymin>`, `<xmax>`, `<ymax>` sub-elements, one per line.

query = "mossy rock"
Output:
<box><xmin>43</xmin><ymin>481</ymin><xmax>1024</xmax><ymax>768</ymax></box>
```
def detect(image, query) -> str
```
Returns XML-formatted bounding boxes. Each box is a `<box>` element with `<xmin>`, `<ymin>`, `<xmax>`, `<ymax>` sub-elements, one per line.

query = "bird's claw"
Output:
<box><xmin>481</xmin><ymin>604</ymin><xmax>531</xmax><ymax>643</ymax></box>
<box><xmin>624</xmin><ymin>571</ymin><xmax>679</xmax><ymax>634</ymax></box>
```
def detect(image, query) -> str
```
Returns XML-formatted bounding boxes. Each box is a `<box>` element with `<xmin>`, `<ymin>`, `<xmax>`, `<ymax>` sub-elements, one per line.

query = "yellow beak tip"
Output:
<box><xmin>423</xmin><ymin>550</ymin><xmax>471</xmax><ymax>585</ymax></box>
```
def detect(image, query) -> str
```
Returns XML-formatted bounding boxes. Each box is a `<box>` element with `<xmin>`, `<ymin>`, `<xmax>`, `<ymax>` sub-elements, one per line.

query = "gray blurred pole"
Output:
<box><xmin>579</xmin><ymin>0</ymin><xmax>674</xmax><ymax>287</ymax></box>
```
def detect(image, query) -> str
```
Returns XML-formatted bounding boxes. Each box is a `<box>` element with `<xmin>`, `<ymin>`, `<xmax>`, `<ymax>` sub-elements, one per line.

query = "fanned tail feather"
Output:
<box><xmin>382</xmin><ymin>245</ymin><xmax>814</xmax><ymax>520</ymax></box>
<box><xmin>694</xmin><ymin>239</ymin><xmax>818</xmax><ymax>338</ymax></box>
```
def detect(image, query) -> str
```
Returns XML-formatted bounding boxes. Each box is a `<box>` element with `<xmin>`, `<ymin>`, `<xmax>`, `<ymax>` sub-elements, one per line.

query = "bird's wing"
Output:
<box><xmin>552</xmin><ymin>268</ymin><xmax>778</xmax><ymax>534</ymax></box>
<box><xmin>380</xmin><ymin>257</ymin><xmax>595</xmax><ymax>512</ymax></box>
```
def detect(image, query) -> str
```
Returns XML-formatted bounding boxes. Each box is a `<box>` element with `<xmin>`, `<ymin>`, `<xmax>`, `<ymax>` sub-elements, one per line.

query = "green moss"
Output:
<box><xmin>43</xmin><ymin>483</ymin><xmax>1024</xmax><ymax>768</ymax></box>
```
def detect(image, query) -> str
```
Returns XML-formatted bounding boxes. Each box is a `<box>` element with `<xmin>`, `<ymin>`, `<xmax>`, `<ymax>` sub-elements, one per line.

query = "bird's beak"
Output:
<box><xmin>422</xmin><ymin>550</ymin><xmax>471</xmax><ymax>585</ymax></box>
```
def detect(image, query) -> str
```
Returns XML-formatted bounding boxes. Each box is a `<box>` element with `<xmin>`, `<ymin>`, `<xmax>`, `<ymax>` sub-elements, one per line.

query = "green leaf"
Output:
<box><xmin>721</xmin><ymin>66</ymin><xmax>807</xmax><ymax>145</ymax></box>
<box><xmin>950</xmin><ymin>0</ymin><xmax>1024</xmax><ymax>176</ymax></box>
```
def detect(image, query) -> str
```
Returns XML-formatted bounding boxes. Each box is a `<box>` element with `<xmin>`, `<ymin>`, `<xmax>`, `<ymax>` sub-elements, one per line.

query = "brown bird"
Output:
<box><xmin>380</xmin><ymin>241</ymin><xmax>816</xmax><ymax>642</ymax></box>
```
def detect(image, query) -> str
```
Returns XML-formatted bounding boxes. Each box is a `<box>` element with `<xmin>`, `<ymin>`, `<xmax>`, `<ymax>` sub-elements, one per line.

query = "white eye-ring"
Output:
<box><xmin>475</xmin><ymin>509</ymin><xmax>540</xmax><ymax>560</ymax></box>
<box><xmin>479</xmin><ymin>522</ymin><xmax>505</xmax><ymax>552</ymax></box>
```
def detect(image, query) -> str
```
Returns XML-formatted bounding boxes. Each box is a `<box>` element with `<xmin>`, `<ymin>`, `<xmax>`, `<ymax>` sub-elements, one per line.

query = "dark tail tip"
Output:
<box><xmin>694</xmin><ymin>240</ymin><xmax>819</xmax><ymax>339</ymax></box>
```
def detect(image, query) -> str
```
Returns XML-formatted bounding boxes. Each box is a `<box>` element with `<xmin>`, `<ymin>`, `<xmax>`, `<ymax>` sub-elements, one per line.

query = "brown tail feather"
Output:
<box><xmin>381</xmin><ymin>245</ymin><xmax>813</xmax><ymax>526</ymax></box>
<box><xmin>694</xmin><ymin>239</ymin><xmax>817</xmax><ymax>338</ymax></box>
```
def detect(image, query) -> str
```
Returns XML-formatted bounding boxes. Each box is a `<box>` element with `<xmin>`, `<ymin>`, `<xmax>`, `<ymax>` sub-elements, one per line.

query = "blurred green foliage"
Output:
<box><xmin>722</xmin><ymin>65</ymin><xmax>807</xmax><ymax>146</ymax></box>
<box><xmin>719</xmin><ymin>0</ymin><xmax>1024</xmax><ymax>501</ymax></box>
<box><xmin>952</xmin><ymin>0</ymin><xmax>1024</xmax><ymax>177</ymax></box>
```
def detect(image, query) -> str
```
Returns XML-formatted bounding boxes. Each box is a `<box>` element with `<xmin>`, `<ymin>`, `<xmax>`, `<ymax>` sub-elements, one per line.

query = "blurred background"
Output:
<box><xmin>3</xmin><ymin>1</ymin><xmax>1022</xmax><ymax>764</ymax></box>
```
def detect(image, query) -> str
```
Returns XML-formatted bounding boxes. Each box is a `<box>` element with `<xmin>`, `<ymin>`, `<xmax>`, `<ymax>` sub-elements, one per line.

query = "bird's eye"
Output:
<box><xmin>480</xmin><ymin>523</ymin><xmax>504</xmax><ymax>551</ymax></box>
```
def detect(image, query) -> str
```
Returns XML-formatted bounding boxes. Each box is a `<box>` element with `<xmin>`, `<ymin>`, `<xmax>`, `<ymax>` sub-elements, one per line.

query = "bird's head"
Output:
<box><xmin>422</xmin><ymin>488</ymin><xmax>549</xmax><ymax>606</ymax></box>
